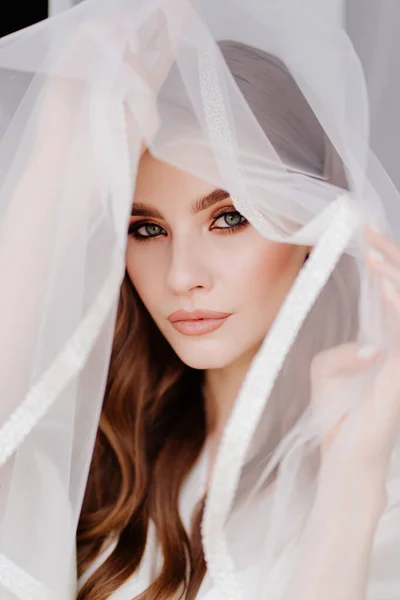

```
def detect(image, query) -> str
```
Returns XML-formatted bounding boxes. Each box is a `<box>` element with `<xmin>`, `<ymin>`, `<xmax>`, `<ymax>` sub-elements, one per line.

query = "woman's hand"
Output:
<box><xmin>310</xmin><ymin>226</ymin><xmax>400</xmax><ymax>498</ymax></box>
<box><xmin>284</xmin><ymin>226</ymin><xmax>400</xmax><ymax>600</ymax></box>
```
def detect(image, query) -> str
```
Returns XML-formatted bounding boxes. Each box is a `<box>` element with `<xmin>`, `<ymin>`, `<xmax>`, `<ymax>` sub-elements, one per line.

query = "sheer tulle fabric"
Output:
<box><xmin>0</xmin><ymin>0</ymin><xmax>399</xmax><ymax>598</ymax></box>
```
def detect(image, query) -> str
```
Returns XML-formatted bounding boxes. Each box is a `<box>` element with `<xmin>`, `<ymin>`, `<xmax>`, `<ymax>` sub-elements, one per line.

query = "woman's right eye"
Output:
<box><xmin>128</xmin><ymin>222</ymin><xmax>166</xmax><ymax>240</ymax></box>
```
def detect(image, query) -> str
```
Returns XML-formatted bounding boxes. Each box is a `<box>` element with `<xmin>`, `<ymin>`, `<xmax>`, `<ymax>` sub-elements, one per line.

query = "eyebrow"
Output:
<box><xmin>131</xmin><ymin>188</ymin><xmax>230</xmax><ymax>218</ymax></box>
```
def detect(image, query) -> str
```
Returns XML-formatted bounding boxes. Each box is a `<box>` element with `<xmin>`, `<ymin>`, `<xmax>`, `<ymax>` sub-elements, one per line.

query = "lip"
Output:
<box><xmin>168</xmin><ymin>310</ymin><xmax>231</xmax><ymax>336</ymax></box>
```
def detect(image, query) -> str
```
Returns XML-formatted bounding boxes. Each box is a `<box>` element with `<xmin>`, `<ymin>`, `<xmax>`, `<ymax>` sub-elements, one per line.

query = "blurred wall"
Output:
<box><xmin>346</xmin><ymin>0</ymin><xmax>400</xmax><ymax>187</ymax></box>
<box><xmin>49</xmin><ymin>0</ymin><xmax>345</xmax><ymax>20</ymax></box>
<box><xmin>49</xmin><ymin>0</ymin><xmax>81</xmax><ymax>16</ymax></box>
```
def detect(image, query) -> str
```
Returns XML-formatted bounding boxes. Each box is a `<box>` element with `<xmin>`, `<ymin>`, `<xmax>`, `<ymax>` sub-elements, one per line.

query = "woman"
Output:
<box><xmin>75</xmin><ymin>39</ymin><xmax>400</xmax><ymax>600</ymax></box>
<box><xmin>0</xmin><ymin>2</ymin><xmax>400</xmax><ymax>600</ymax></box>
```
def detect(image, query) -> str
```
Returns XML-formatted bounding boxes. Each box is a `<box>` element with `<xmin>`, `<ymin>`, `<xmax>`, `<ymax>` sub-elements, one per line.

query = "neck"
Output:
<box><xmin>203</xmin><ymin>347</ymin><xmax>258</xmax><ymax>444</ymax></box>
<box><xmin>201</xmin><ymin>348</ymin><xmax>259</xmax><ymax>487</ymax></box>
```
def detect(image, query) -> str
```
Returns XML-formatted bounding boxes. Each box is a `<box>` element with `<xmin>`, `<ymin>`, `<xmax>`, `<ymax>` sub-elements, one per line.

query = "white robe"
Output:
<box><xmin>78</xmin><ymin>443</ymin><xmax>301</xmax><ymax>600</ymax></box>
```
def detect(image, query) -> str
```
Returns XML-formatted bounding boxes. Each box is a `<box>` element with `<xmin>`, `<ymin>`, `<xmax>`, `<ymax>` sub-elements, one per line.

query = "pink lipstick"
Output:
<box><xmin>167</xmin><ymin>310</ymin><xmax>231</xmax><ymax>336</ymax></box>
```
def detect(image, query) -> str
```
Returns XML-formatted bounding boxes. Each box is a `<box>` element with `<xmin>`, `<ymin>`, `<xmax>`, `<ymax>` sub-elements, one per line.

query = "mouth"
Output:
<box><xmin>167</xmin><ymin>310</ymin><xmax>231</xmax><ymax>337</ymax></box>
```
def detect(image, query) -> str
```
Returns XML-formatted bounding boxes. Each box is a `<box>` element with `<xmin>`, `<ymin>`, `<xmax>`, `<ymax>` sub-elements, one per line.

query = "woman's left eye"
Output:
<box><xmin>128</xmin><ymin>222</ymin><xmax>166</xmax><ymax>239</ymax></box>
<box><xmin>212</xmin><ymin>211</ymin><xmax>247</xmax><ymax>229</ymax></box>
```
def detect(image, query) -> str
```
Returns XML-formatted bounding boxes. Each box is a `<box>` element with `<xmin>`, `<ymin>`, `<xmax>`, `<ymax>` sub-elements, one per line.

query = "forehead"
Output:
<box><xmin>134</xmin><ymin>151</ymin><xmax>215</xmax><ymax>210</ymax></box>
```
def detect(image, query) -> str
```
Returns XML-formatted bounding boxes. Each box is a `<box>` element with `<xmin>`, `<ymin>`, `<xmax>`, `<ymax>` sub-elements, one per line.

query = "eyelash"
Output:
<box><xmin>127</xmin><ymin>209</ymin><xmax>248</xmax><ymax>241</ymax></box>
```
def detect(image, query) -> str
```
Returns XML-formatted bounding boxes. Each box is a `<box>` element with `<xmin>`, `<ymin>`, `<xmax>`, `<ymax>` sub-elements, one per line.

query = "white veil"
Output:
<box><xmin>0</xmin><ymin>0</ymin><xmax>399</xmax><ymax>598</ymax></box>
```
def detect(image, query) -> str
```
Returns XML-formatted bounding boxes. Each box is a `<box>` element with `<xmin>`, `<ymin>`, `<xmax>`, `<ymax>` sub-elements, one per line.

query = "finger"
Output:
<box><xmin>370</xmin><ymin>355</ymin><xmax>400</xmax><ymax>458</ymax></box>
<box><xmin>381</xmin><ymin>277</ymin><xmax>400</xmax><ymax>320</ymax></box>
<box><xmin>367</xmin><ymin>250</ymin><xmax>400</xmax><ymax>288</ymax></box>
<box><xmin>365</xmin><ymin>226</ymin><xmax>400</xmax><ymax>268</ymax></box>
<box><xmin>311</xmin><ymin>342</ymin><xmax>379</xmax><ymax>387</ymax></box>
<box><xmin>380</xmin><ymin>278</ymin><xmax>400</xmax><ymax>350</ymax></box>
<box><xmin>320</xmin><ymin>414</ymin><xmax>347</xmax><ymax>456</ymax></box>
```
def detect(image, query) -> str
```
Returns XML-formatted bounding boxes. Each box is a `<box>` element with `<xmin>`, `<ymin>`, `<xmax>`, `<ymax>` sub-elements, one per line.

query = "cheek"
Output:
<box><xmin>125</xmin><ymin>244</ymin><xmax>162</xmax><ymax>310</ymax></box>
<box><xmin>231</xmin><ymin>238</ymin><xmax>301</xmax><ymax>308</ymax></box>
<box><xmin>257</xmin><ymin>242</ymin><xmax>299</xmax><ymax>283</ymax></box>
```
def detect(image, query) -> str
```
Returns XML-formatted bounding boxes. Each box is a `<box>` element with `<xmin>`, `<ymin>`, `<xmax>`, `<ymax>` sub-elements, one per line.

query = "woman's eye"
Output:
<box><xmin>128</xmin><ymin>222</ymin><xmax>166</xmax><ymax>239</ymax></box>
<box><xmin>213</xmin><ymin>211</ymin><xmax>245</xmax><ymax>229</ymax></box>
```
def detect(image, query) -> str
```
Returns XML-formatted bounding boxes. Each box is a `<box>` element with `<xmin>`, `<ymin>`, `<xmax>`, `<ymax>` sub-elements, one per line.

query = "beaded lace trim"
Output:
<box><xmin>198</xmin><ymin>51</ymin><xmax>268</xmax><ymax>227</ymax></box>
<box><xmin>199</xmin><ymin>49</ymin><xmax>359</xmax><ymax>600</ymax></box>
<box><xmin>0</xmin><ymin>554</ymin><xmax>54</xmax><ymax>600</ymax></box>
<box><xmin>0</xmin><ymin>260</ymin><xmax>124</xmax><ymax>469</ymax></box>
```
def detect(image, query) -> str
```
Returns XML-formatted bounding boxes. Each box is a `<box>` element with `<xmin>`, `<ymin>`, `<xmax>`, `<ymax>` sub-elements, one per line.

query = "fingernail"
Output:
<box><xmin>357</xmin><ymin>345</ymin><xmax>379</xmax><ymax>359</ymax></box>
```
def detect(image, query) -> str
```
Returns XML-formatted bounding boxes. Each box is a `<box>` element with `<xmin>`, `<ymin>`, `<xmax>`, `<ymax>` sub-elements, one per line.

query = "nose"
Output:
<box><xmin>166</xmin><ymin>234</ymin><xmax>213</xmax><ymax>296</ymax></box>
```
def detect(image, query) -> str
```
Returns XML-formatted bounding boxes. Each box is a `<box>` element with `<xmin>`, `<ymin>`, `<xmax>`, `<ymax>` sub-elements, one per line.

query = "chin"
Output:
<box><xmin>171</xmin><ymin>342</ymin><xmax>240</xmax><ymax>371</ymax></box>
<box><xmin>178</xmin><ymin>354</ymin><xmax>233</xmax><ymax>370</ymax></box>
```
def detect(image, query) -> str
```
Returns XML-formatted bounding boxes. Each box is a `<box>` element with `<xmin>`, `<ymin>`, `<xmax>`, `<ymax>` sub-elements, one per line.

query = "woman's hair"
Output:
<box><xmin>76</xmin><ymin>41</ymin><xmax>348</xmax><ymax>600</ymax></box>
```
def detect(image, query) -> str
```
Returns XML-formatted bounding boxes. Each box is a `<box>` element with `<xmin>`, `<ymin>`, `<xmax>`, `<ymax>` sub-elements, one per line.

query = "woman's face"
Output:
<box><xmin>126</xmin><ymin>152</ymin><xmax>307</xmax><ymax>371</ymax></box>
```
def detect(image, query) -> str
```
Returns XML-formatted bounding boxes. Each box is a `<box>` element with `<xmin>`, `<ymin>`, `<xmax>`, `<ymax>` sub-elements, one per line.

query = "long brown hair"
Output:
<box><xmin>77</xmin><ymin>40</ymin><xmax>348</xmax><ymax>600</ymax></box>
<box><xmin>77</xmin><ymin>274</ymin><xmax>207</xmax><ymax>599</ymax></box>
